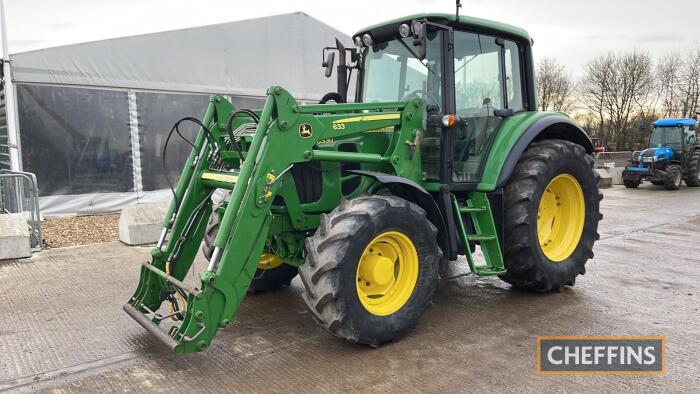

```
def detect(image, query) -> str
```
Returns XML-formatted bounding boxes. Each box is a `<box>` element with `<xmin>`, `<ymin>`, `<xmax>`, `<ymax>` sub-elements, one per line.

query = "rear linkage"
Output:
<box><xmin>124</xmin><ymin>86</ymin><xmax>423</xmax><ymax>354</ymax></box>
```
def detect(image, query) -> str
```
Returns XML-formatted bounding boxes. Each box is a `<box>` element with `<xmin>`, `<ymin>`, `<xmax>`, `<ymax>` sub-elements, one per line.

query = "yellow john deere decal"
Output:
<box><xmin>332</xmin><ymin>113</ymin><xmax>401</xmax><ymax>124</ymax></box>
<box><xmin>366</xmin><ymin>126</ymin><xmax>395</xmax><ymax>134</ymax></box>
<box><xmin>201</xmin><ymin>172</ymin><xmax>239</xmax><ymax>184</ymax></box>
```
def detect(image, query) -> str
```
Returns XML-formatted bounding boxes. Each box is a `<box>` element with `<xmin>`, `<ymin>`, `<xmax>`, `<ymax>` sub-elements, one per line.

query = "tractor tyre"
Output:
<box><xmin>623</xmin><ymin>178</ymin><xmax>641</xmax><ymax>188</ymax></box>
<box><xmin>685</xmin><ymin>151</ymin><xmax>700</xmax><ymax>187</ymax></box>
<box><xmin>202</xmin><ymin>210</ymin><xmax>298</xmax><ymax>293</ymax></box>
<box><xmin>299</xmin><ymin>195</ymin><xmax>441</xmax><ymax>347</ymax></box>
<box><xmin>650</xmin><ymin>180</ymin><xmax>664</xmax><ymax>186</ymax></box>
<box><xmin>498</xmin><ymin>139</ymin><xmax>601</xmax><ymax>292</ymax></box>
<box><xmin>663</xmin><ymin>165</ymin><xmax>682</xmax><ymax>190</ymax></box>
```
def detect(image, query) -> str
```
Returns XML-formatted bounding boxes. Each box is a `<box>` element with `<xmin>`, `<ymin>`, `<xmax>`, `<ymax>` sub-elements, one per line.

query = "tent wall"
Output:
<box><xmin>15</xmin><ymin>83</ymin><xmax>275</xmax><ymax>216</ymax></box>
<box><xmin>0</xmin><ymin>85</ymin><xmax>10</xmax><ymax>170</ymax></box>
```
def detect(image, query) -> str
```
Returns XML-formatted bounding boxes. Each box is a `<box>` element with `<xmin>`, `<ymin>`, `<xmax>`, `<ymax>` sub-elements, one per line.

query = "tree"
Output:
<box><xmin>580</xmin><ymin>50</ymin><xmax>655</xmax><ymax>150</ymax></box>
<box><xmin>536</xmin><ymin>57</ymin><xmax>573</xmax><ymax>112</ymax></box>
<box><xmin>656</xmin><ymin>52</ymin><xmax>683</xmax><ymax>117</ymax></box>
<box><xmin>678</xmin><ymin>45</ymin><xmax>700</xmax><ymax>119</ymax></box>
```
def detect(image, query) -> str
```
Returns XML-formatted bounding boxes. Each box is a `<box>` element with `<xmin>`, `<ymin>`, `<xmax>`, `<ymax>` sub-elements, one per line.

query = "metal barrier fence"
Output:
<box><xmin>0</xmin><ymin>170</ymin><xmax>42</xmax><ymax>250</ymax></box>
<box><xmin>594</xmin><ymin>151</ymin><xmax>633</xmax><ymax>167</ymax></box>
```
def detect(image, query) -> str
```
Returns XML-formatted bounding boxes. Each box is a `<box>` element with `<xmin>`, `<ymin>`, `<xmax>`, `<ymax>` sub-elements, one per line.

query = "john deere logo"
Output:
<box><xmin>299</xmin><ymin>123</ymin><xmax>313</xmax><ymax>138</ymax></box>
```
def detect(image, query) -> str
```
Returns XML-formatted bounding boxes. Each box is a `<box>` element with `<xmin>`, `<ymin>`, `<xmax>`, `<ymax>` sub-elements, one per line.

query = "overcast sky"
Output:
<box><xmin>3</xmin><ymin>0</ymin><xmax>700</xmax><ymax>77</ymax></box>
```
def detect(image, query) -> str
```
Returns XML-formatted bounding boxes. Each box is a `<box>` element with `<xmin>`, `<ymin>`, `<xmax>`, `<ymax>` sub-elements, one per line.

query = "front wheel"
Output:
<box><xmin>663</xmin><ymin>165</ymin><xmax>682</xmax><ymax>190</ymax></box>
<box><xmin>299</xmin><ymin>195</ymin><xmax>441</xmax><ymax>347</ymax></box>
<box><xmin>499</xmin><ymin>140</ymin><xmax>602</xmax><ymax>292</ymax></box>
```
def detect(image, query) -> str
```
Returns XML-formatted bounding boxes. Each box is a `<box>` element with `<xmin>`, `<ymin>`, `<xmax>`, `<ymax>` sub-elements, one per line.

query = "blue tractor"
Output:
<box><xmin>622</xmin><ymin>118</ymin><xmax>700</xmax><ymax>190</ymax></box>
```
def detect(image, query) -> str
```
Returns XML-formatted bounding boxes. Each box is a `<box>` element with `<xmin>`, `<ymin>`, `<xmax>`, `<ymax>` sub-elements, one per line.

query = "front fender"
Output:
<box><xmin>477</xmin><ymin>112</ymin><xmax>593</xmax><ymax>191</ymax></box>
<box><xmin>349</xmin><ymin>170</ymin><xmax>449</xmax><ymax>256</ymax></box>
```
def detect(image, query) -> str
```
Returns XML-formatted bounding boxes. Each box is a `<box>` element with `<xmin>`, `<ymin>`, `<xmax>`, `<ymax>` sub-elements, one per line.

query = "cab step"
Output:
<box><xmin>451</xmin><ymin>193</ymin><xmax>506</xmax><ymax>276</ymax></box>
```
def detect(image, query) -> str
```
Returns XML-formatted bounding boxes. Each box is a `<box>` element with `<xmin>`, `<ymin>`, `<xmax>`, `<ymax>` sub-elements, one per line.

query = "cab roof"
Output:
<box><xmin>355</xmin><ymin>13</ymin><xmax>531</xmax><ymax>42</ymax></box>
<box><xmin>653</xmin><ymin>118</ymin><xmax>697</xmax><ymax>127</ymax></box>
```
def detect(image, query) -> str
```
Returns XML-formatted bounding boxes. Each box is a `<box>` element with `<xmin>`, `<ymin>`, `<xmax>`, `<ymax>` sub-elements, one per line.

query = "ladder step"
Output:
<box><xmin>466</xmin><ymin>235</ymin><xmax>497</xmax><ymax>242</ymax></box>
<box><xmin>473</xmin><ymin>267</ymin><xmax>507</xmax><ymax>276</ymax></box>
<box><xmin>458</xmin><ymin>206</ymin><xmax>487</xmax><ymax>213</ymax></box>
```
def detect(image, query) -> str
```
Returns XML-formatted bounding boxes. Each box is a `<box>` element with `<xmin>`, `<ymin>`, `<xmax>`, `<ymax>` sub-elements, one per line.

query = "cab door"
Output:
<box><xmin>451</xmin><ymin>31</ymin><xmax>525</xmax><ymax>183</ymax></box>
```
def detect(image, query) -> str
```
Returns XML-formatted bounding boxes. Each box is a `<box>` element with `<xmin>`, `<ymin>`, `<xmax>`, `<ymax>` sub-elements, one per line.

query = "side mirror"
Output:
<box><xmin>322</xmin><ymin>51</ymin><xmax>335</xmax><ymax>78</ymax></box>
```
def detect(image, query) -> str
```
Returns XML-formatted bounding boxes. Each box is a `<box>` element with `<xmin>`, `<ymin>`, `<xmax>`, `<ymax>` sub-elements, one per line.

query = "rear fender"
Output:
<box><xmin>484</xmin><ymin>114</ymin><xmax>594</xmax><ymax>190</ymax></box>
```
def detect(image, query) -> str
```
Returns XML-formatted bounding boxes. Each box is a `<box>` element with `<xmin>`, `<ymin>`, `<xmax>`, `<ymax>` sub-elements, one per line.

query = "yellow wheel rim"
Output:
<box><xmin>537</xmin><ymin>174</ymin><xmax>586</xmax><ymax>262</ymax></box>
<box><xmin>258</xmin><ymin>252</ymin><xmax>283</xmax><ymax>270</ymax></box>
<box><xmin>356</xmin><ymin>231</ymin><xmax>419</xmax><ymax>316</ymax></box>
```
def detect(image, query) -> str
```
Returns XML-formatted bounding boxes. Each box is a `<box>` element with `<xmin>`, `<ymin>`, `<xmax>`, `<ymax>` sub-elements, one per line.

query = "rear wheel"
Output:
<box><xmin>663</xmin><ymin>165</ymin><xmax>682</xmax><ymax>190</ymax></box>
<box><xmin>299</xmin><ymin>195</ymin><xmax>440</xmax><ymax>346</ymax></box>
<box><xmin>499</xmin><ymin>140</ymin><xmax>601</xmax><ymax>292</ymax></box>
<box><xmin>685</xmin><ymin>151</ymin><xmax>700</xmax><ymax>187</ymax></box>
<box><xmin>202</xmin><ymin>210</ymin><xmax>298</xmax><ymax>293</ymax></box>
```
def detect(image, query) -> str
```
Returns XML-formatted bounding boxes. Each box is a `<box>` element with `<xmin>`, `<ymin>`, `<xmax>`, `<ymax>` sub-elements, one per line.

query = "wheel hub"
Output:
<box><xmin>356</xmin><ymin>231</ymin><xmax>419</xmax><ymax>316</ymax></box>
<box><xmin>537</xmin><ymin>174</ymin><xmax>586</xmax><ymax>262</ymax></box>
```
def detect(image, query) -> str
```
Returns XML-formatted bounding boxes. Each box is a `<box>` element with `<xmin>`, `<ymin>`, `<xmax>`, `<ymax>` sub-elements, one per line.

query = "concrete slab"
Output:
<box><xmin>605</xmin><ymin>166</ymin><xmax>624</xmax><ymax>185</ymax></box>
<box><xmin>118</xmin><ymin>203</ymin><xmax>168</xmax><ymax>245</ymax></box>
<box><xmin>0</xmin><ymin>213</ymin><xmax>31</xmax><ymax>260</ymax></box>
<box><xmin>1</xmin><ymin>185</ymin><xmax>699</xmax><ymax>392</ymax></box>
<box><xmin>595</xmin><ymin>168</ymin><xmax>612</xmax><ymax>188</ymax></box>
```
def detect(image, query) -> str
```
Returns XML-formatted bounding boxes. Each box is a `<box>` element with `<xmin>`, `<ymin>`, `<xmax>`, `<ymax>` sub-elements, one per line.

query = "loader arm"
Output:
<box><xmin>124</xmin><ymin>86</ymin><xmax>423</xmax><ymax>354</ymax></box>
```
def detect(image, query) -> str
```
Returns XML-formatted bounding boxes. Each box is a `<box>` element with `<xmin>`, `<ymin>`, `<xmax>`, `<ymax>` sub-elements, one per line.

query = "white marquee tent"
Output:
<box><xmin>1</xmin><ymin>12</ymin><xmax>352</xmax><ymax>216</ymax></box>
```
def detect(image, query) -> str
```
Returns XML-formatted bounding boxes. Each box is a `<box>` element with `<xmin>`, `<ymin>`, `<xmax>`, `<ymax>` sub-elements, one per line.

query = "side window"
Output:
<box><xmin>452</xmin><ymin>31</ymin><xmax>504</xmax><ymax>182</ymax></box>
<box><xmin>504</xmin><ymin>40</ymin><xmax>525</xmax><ymax>111</ymax></box>
<box><xmin>454</xmin><ymin>33</ymin><xmax>503</xmax><ymax>112</ymax></box>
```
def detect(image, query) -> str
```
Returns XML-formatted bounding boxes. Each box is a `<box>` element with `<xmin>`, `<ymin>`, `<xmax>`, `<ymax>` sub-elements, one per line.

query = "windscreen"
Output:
<box><xmin>649</xmin><ymin>126</ymin><xmax>683</xmax><ymax>150</ymax></box>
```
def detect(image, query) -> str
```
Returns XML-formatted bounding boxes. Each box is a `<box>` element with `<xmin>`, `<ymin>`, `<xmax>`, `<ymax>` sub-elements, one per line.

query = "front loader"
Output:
<box><xmin>125</xmin><ymin>13</ymin><xmax>602</xmax><ymax>354</ymax></box>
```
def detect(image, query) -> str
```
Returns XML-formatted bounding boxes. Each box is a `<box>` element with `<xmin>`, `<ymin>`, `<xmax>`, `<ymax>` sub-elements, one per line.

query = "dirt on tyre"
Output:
<box><xmin>299</xmin><ymin>195</ymin><xmax>441</xmax><ymax>347</ymax></box>
<box><xmin>202</xmin><ymin>209</ymin><xmax>298</xmax><ymax>293</ymax></box>
<box><xmin>663</xmin><ymin>165</ymin><xmax>682</xmax><ymax>190</ymax></box>
<box><xmin>499</xmin><ymin>139</ymin><xmax>601</xmax><ymax>292</ymax></box>
<box><xmin>685</xmin><ymin>150</ymin><xmax>700</xmax><ymax>187</ymax></box>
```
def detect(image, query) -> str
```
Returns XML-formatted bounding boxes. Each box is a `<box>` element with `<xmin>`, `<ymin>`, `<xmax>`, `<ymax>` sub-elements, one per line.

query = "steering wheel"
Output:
<box><xmin>401</xmin><ymin>90</ymin><xmax>440</xmax><ymax>108</ymax></box>
<box><xmin>319</xmin><ymin>92</ymin><xmax>345</xmax><ymax>104</ymax></box>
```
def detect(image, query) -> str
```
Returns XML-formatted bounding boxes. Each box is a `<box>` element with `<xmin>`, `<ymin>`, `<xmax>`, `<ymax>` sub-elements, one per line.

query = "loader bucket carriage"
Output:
<box><xmin>125</xmin><ymin>13</ymin><xmax>601</xmax><ymax>354</ymax></box>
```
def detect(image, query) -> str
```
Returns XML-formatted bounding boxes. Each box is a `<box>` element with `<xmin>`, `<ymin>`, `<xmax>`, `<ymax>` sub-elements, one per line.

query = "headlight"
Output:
<box><xmin>399</xmin><ymin>24</ymin><xmax>411</xmax><ymax>38</ymax></box>
<box><xmin>643</xmin><ymin>157</ymin><xmax>653</xmax><ymax>162</ymax></box>
<box><xmin>354</xmin><ymin>36</ymin><xmax>363</xmax><ymax>47</ymax></box>
<box><xmin>362</xmin><ymin>33</ymin><xmax>373</xmax><ymax>47</ymax></box>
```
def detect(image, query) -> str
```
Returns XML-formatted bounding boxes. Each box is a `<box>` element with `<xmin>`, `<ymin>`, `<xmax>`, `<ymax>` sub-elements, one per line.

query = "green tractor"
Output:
<box><xmin>125</xmin><ymin>12</ymin><xmax>602</xmax><ymax>354</ymax></box>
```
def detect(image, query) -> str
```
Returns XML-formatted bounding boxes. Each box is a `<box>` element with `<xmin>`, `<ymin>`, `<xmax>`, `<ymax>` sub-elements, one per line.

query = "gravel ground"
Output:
<box><xmin>41</xmin><ymin>214</ymin><xmax>120</xmax><ymax>248</ymax></box>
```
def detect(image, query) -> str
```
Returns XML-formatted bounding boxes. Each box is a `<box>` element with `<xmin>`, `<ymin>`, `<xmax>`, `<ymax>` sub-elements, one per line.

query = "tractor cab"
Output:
<box><xmin>327</xmin><ymin>14</ymin><xmax>537</xmax><ymax>187</ymax></box>
<box><xmin>623</xmin><ymin>118</ymin><xmax>700</xmax><ymax>190</ymax></box>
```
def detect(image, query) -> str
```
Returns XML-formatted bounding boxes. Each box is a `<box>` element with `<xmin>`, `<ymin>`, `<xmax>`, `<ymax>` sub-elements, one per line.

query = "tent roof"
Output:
<box><xmin>10</xmin><ymin>12</ymin><xmax>352</xmax><ymax>100</ymax></box>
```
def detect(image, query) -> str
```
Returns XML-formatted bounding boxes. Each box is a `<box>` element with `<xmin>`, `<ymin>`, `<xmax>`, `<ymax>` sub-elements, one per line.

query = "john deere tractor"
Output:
<box><xmin>622</xmin><ymin>118</ymin><xmax>700</xmax><ymax>190</ymax></box>
<box><xmin>125</xmin><ymin>13</ymin><xmax>601</xmax><ymax>354</ymax></box>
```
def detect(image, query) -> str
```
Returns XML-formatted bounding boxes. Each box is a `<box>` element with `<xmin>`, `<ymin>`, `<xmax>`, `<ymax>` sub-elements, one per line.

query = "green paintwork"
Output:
<box><xmin>355</xmin><ymin>13</ymin><xmax>531</xmax><ymax>41</ymax></box>
<box><xmin>476</xmin><ymin>111</ymin><xmax>566</xmax><ymax>191</ymax></box>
